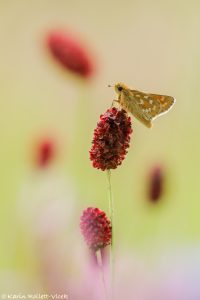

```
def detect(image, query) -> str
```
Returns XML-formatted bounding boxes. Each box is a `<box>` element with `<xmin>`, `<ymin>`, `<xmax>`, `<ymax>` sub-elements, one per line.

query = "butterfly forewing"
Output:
<box><xmin>131</xmin><ymin>90</ymin><xmax>175</xmax><ymax>119</ymax></box>
<box><xmin>130</xmin><ymin>90</ymin><xmax>161</xmax><ymax>119</ymax></box>
<box><xmin>148</xmin><ymin>93</ymin><xmax>175</xmax><ymax>115</ymax></box>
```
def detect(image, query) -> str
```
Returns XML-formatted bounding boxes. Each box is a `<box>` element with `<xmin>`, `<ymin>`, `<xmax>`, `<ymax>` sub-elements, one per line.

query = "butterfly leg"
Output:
<box><xmin>111</xmin><ymin>99</ymin><xmax>119</xmax><ymax>108</ymax></box>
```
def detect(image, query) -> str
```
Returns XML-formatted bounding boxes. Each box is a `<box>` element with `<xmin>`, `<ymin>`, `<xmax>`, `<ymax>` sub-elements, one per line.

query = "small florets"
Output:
<box><xmin>89</xmin><ymin>107</ymin><xmax>133</xmax><ymax>171</ymax></box>
<box><xmin>80</xmin><ymin>207</ymin><xmax>112</xmax><ymax>252</ymax></box>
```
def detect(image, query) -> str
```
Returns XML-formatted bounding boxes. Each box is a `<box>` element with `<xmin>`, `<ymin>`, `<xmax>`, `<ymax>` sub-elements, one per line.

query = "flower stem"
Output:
<box><xmin>106</xmin><ymin>169</ymin><xmax>114</xmax><ymax>299</ymax></box>
<box><xmin>97</xmin><ymin>249</ymin><xmax>108</xmax><ymax>300</ymax></box>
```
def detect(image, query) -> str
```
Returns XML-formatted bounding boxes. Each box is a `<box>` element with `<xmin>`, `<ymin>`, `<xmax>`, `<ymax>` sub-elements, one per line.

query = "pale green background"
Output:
<box><xmin>0</xmin><ymin>0</ymin><xmax>199</xmax><ymax>292</ymax></box>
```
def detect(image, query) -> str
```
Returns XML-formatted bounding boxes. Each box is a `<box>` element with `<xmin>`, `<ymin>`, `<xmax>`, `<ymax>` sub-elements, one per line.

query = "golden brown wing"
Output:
<box><xmin>131</xmin><ymin>90</ymin><xmax>175</xmax><ymax>120</ymax></box>
<box><xmin>148</xmin><ymin>93</ymin><xmax>175</xmax><ymax>116</ymax></box>
<box><xmin>130</xmin><ymin>90</ymin><xmax>161</xmax><ymax>120</ymax></box>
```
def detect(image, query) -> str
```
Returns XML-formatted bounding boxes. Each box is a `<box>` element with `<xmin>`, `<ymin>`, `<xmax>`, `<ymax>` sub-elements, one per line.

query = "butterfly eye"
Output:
<box><xmin>118</xmin><ymin>86</ymin><xmax>123</xmax><ymax>91</ymax></box>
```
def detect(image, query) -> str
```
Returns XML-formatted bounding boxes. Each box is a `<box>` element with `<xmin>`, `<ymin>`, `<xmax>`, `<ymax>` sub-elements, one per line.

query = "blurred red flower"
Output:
<box><xmin>80</xmin><ymin>207</ymin><xmax>112</xmax><ymax>252</ymax></box>
<box><xmin>89</xmin><ymin>107</ymin><xmax>133</xmax><ymax>171</ymax></box>
<box><xmin>36</xmin><ymin>138</ymin><xmax>55</xmax><ymax>168</ymax></box>
<box><xmin>148</xmin><ymin>166</ymin><xmax>164</xmax><ymax>202</ymax></box>
<box><xmin>47</xmin><ymin>30</ymin><xmax>95</xmax><ymax>78</ymax></box>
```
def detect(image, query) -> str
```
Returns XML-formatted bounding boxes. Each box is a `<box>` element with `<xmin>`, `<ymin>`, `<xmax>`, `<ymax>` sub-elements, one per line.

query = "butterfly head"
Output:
<box><xmin>114</xmin><ymin>82</ymin><xmax>129</xmax><ymax>95</ymax></box>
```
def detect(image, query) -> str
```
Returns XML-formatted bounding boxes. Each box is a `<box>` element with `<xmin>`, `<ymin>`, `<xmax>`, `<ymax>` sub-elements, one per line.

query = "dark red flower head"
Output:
<box><xmin>80</xmin><ymin>207</ymin><xmax>112</xmax><ymax>252</ymax></box>
<box><xmin>148</xmin><ymin>166</ymin><xmax>164</xmax><ymax>202</ymax></box>
<box><xmin>89</xmin><ymin>107</ymin><xmax>132</xmax><ymax>171</ymax></box>
<box><xmin>47</xmin><ymin>30</ymin><xmax>94</xmax><ymax>78</ymax></box>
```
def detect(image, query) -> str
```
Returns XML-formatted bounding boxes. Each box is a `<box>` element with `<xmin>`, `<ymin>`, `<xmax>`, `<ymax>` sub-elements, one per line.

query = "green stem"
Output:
<box><xmin>107</xmin><ymin>169</ymin><xmax>114</xmax><ymax>299</ymax></box>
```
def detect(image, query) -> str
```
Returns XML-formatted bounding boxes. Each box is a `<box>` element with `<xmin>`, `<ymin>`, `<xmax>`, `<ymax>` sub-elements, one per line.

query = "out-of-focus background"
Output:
<box><xmin>0</xmin><ymin>0</ymin><xmax>200</xmax><ymax>298</ymax></box>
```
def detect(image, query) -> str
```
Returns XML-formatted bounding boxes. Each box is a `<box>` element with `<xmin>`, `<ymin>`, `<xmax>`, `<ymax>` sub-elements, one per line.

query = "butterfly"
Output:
<box><xmin>109</xmin><ymin>82</ymin><xmax>175</xmax><ymax>128</ymax></box>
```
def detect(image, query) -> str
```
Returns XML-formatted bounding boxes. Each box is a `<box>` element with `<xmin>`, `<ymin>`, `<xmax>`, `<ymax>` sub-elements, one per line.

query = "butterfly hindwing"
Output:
<box><xmin>131</xmin><ymin>90</ymin><xmax>175</xmax><ymax>120</ymax></box>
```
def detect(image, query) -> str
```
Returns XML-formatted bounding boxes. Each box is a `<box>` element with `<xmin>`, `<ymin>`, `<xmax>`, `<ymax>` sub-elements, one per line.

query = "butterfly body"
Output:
<box><xmin>114</xmin><ymin>82</ymin><xmax>175</xmax><ymax>128</ymax></box>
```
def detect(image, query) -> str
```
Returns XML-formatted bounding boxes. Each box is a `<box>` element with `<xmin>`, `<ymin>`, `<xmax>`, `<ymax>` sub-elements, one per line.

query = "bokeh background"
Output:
<box><xmin>0</xmin><ymin>0</ymin><xmax>200</xmax><ymax>298</ymax></box>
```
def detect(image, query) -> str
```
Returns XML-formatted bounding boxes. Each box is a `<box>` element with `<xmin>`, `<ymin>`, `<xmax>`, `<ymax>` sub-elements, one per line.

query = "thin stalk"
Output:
<box><xmin>97</xmin><ymin>249</ymin><xmax>108</xmax><ymax>300</ymax></box>
<box><xmin>106</xmin><ymin>169</ymin><xmax>114</xmax><ymax>299</ymax></box>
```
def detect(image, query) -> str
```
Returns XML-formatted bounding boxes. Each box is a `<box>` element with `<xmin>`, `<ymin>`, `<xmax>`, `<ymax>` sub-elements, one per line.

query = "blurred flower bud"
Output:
<box><xmin>148</xmin><ymin>166</ymin><xmax>164</xmax><ymax>202</ymax></box>
<box><xmin>47</xmin><ymin>29</ymin><xmax>95</xmax><ymax>78</ymax></box>
<box><xmin>36</xmin><ymin>138</ymin><xmax>55</xmax><ymax>168</ymax></box>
